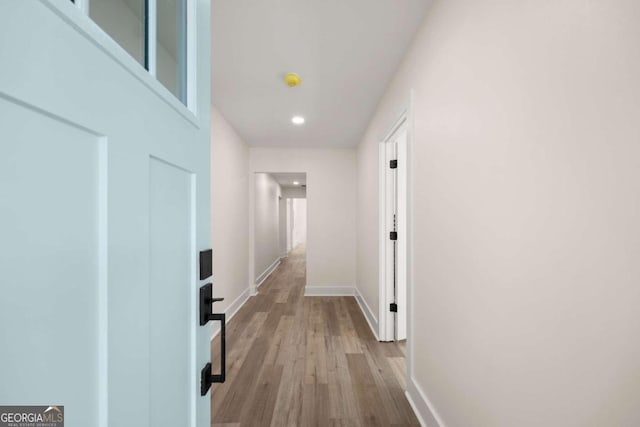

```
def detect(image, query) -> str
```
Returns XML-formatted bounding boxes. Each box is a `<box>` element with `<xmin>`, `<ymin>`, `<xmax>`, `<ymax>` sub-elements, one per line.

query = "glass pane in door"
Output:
<box><xmin>89</xmin><ymin>0</ymin><xmax>146</xmax><ymax>67</ymax></box>
<box><xmin>157</xmin><ymin>0</ymin><xmax>187</xmax><ymax>103</ymax></box>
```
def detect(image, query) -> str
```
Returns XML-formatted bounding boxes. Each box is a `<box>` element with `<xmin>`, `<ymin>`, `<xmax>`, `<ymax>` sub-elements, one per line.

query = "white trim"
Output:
<box><xmin>185</xmin><ymin>0</ymin><xmax>197</xmax><ymax>111</ymax></box>
<box><xmin>188</xmin><ymin>173</ymin><xmax>198</xmax><ymax>427</ymax></box>
<box><xmin>304</xmin><ymin>286</ymin><xmax>355</xmax><ymax>296</ymax></box>
<box><xmin>354</xmin><ymin>288</ymin><xmax>379</xmax><ymax>341</ymax></box>
<box><xmin>75</xmin><ymin>0</ymin><xmax>89</xmax><ymax>15</ymax></box>
<box><xmin>248</xmin><ymin>173</ymin><xmax>256</xmax><ymax>295</ymax></box>
<box><xmin>396</xmin><ymin>130</ymin><xmax>408</xmax><ymax>341</ymax></box>
<box><xmin>406</xmin><ymin>90</ymin><xmax>416</xmax><ymax>382</ymax></box>
<box><xmin>97</xmin><ymin>139</ymin><xmax>109</xmax><ymax>427</ymax></box>
<box><xmin>147</xmin><ymin>0</ymin><xmax>157</xmax><ymax>77</ymax></box>
<box><xmin>255</xmin><ymin>258</ymin><xmax>280</xmax><ymax>288</ymax></box>
<box><xmin>406</xmin><ymin>377</ymin><xmax>445</xmax><ymax>427</ymax></box>
<box><xmin>379</xmin><ymin>111</ymin><xmax>409</xmax><ymax>342</ymax></box>
<box><xmin>210</xmin><ymin>288</ymin><xmax>251</xmax><ymax>341</ymax></box>
<box><xmin>382</xmin><ymin>112</ymin><xmax>408</xmax><ymax>144</ymax></box>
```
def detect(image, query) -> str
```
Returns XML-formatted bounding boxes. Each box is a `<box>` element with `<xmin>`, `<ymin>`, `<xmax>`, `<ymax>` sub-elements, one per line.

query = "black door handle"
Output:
<box><xmin>201</xmin><ymin>312</ymin><xmax>225</xmax><ymax>395</ymax></box>
<box><xmin>199</xmin><ymin>283</ymin><xmax>223</xmax><ymax>326</ymax></box>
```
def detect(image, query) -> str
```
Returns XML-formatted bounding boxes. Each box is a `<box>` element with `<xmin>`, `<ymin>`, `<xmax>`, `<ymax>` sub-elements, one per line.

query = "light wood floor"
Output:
<box><xmin>210</xmin><ymin>245</ymin><xmax>419</xmax><ymax>426</ymax></box>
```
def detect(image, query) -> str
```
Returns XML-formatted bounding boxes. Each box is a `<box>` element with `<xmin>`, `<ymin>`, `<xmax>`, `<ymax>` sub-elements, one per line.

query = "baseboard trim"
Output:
<box><xmin>210</xmin><ymin>287</ymin><xmax>250</xmax><ymax>341</ymax></box>
<box><xmin>406</xmin><ymin>377</ymin><xmax>445</xmax><ymax>427</ymax></box>
<box><xmin>255</xmin><ymin>258</ymin><xmax>281</xmax><ymax>288</ymax></box>
<box><xmin>355</xmin><ymin>288</ymin><xmax>379</xmax><ymax>341</ymax></box>
<box><xmin>304</xmin><ymin>286</ymin><xmax>355</xmax><ymax>296</ymax></box>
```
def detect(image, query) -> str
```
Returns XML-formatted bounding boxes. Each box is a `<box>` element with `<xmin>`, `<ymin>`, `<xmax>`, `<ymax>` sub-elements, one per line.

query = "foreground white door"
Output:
<box><xmin>0</xmin><ymin>1</ymin><xmax>211</xmax><ymax>426</ymax></box>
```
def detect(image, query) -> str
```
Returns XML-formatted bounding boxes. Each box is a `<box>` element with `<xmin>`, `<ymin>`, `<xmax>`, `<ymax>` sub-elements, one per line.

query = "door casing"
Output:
<box><xmin>378</xmin><ymin>108</ymin><xmax>411</xmax><ymax>344</ymax></box>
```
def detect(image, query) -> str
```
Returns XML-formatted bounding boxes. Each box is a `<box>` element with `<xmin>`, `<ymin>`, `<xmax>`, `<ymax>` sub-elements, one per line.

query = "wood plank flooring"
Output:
<box><xmin>211</xmin><ymin>245</ymin><xmax>419</xmax><ymax>426</ymax></box>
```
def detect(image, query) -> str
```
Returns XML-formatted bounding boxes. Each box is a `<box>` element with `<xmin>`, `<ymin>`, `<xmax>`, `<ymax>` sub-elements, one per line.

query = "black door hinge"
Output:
<box><xmin>390</xmin><ymin>160</ymin><xmax>397</xmax><ymax>169</ymax></box>
<box><xmin>390</xmin><ymin>303</ymin><xmax>398</xmax><ymax>312</ymax></box>
<box><xmin>390</xmin><ymin>231</ymin><xmax>397</xmax><ymax>240</ymax></box>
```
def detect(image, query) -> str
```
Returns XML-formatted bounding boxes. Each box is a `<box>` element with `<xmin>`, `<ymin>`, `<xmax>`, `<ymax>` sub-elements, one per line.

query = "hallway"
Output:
<box><xmin>210</xmin><ymin>245</ymin><xmax>419</xmax><ymax>426</ymax></box>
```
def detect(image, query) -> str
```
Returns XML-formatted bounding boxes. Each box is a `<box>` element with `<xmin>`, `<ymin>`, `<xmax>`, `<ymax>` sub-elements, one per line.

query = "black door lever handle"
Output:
<box><xmin>199</xmin><ymin>283</ymin><xmax>224</xmax><ymax>326</ymax></box>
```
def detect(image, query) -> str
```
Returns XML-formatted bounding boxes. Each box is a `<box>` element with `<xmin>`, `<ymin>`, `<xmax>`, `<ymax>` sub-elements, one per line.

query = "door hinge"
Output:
<box><xmin>390</xmin><ymin>159</ymin><xmax>397</xmax><ymax>169</ymax></box>
<box><xmin>389</xmin><ymin>231</ymin><xmax>397</xmax><ymax>240</ymax></box>
<box><xmin>390</xmin><ymin>303</ymin><xmax>398</xmax><ymax>312</ymax></box>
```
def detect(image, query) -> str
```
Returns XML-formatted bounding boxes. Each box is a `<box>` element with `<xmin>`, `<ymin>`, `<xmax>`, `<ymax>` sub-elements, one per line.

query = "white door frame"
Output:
<box><xmin>378</xmin><ymin>105</ymin><xmax>412</xmax><ymax>343</ymax></box>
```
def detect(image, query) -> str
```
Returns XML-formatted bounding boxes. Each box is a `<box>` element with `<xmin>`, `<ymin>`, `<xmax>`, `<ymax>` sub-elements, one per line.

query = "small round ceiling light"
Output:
<box><xmin>291</xmin><ymin>116</ymin><xmax>305</xmax><ymax>125</ymax></box>
<box><xmin>293</xmin><ymin>181</ymin><xmax>300</xmax><ymax>185</ymax></box>
<box><xmin>284</xmin><ymin>73</ymin><xmax>302</xmax><ymax>87</ymax></box>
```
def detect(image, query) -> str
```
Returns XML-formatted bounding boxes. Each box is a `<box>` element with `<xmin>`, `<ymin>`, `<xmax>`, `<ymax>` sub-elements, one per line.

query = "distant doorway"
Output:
<box><xmin>286</xmin><ymin>198</ymin><xmax>307</xmax><ymax>254</ymax></box>
<box><xmin>252</xmin><ymin>172</ymin><xmax>307</xmax><ymax>293</ymax></box>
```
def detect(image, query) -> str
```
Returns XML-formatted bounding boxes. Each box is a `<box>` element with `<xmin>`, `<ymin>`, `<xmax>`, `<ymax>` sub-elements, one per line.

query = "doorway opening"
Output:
<box><xmin>252</xmin><ymin>172</ymin><xmax>307</xmax><ymax>293</ymax></box>
<box><xmin>379</xmin><ymin>118</ymin><xmax>408</xmax><ymax>343</ymax></box>
<box><xmin>285</xmin><ymin>198</ymin><xmax>307</xmax><ymax>255</ymax></box>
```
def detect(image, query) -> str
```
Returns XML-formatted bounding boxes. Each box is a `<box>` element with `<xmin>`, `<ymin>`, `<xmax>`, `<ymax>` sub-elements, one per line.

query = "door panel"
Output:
<box><xmin>0</xmin><ymin>97</ymin><xmax>106</xmax><ymax>424</ymax></box>
<box><xmin>149</xmin><ymin>158</ymin><xmax>193</xmax><ymax>427</ymax></box>
<box><xmin>0</xmin><ymin>1</ymin><xmax>211</xmax><ymax>425</ymax></box>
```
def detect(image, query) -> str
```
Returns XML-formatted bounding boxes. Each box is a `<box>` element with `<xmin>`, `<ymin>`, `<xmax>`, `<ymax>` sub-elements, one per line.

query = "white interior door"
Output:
<box><xmin>396</xmin><ymin>130</ymin><xmax>408</xmax><ymax>341</ymax></box>
<box><xmin>382</xmin><ymin>129</ymin><xmax>408</xmax><ymax>342</ymax></box>
<box><xmin>0</xmin><ymin>1</ymin><xmax>212</xmax><ymax>426</ymax></box>
<box><xmin>384</xmin><ymin>141</ymin><xmax>398</xmax><ymax>340</ymax></box>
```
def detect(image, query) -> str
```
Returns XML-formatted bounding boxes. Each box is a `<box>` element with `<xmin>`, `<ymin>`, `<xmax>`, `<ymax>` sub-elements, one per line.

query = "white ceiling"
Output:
<box><xmin>211</xmin><ymin>0</ymin><xmax>431</xmax><ymax>148</ymax></box>
<box><xmin>269</xmin><ymin>172</ymin><xmax>307</xmax><ymax>188</ymax></box>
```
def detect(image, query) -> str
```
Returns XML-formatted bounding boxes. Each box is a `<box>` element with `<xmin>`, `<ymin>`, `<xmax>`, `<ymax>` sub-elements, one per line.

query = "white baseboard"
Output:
<box><xmin>210</xmin><ymin>287</ymin><xmax>251</xmax><ymax>341</ymax></box>
<box><xmin>355</xmin><ymin>288</ymin><xmax>379</xmax><ymax>341</ymax></box>
<box><xmin>255</xmin><ymin>258</ymin><xmax>281</xmax><ymax>288</ymax></box>
<box><xmin>304</xmin><ymin>286</ymin><xmax>355</xmax><ymax>296</ymax></box>
<box><xmin>406</xmin><ymin>377</ymin><xmax>445</xmax><ymax>427</ymax></box>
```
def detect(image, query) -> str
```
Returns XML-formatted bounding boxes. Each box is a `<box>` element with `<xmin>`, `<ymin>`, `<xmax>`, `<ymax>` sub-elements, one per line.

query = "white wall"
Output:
<box><xmin>279</xmin><ymin>196</ymin><xmax>288</xmax><ymax>257</ymax></box>
<box><xmin>357</xmin><ymin>1</ymin><xmax>640</xmax><ymax>426</ymax></box>
<box><xmin>292</xmin><ymin>198</ymin><xmax>307</xmax><ymax>248</ymax></box>
<box><xmin>211</xmin><ymin>107</ymin><xmax>249</xmax><ymax>317</ymax></box>
<box><xmin>250</xmin><ymin>148</ymin><xmax>356</xmax><ymax>289</ymax></box>
<box><xmin>286</xmin><ymin>199</ymin><xmax>293</xmax><ymax>253</ymax></box>
<box><xmin>254</xmin><ymin>173</ymin><xmax>282</xmax><ymax>282</ymax></box>
<box><xmin>282</xmin><ymin>186</ymin><xmax>307</xmax><ymax>198</ymax></box>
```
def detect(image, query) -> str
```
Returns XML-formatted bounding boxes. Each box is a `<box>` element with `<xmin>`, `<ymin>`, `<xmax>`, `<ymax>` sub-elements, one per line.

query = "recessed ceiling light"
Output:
<box><xmin>291</xmin><ymin>116</ymin><xmax>305</xmax><ymax>125</ymax></box>
<box><xmin>293</xmin><ymin>181</ymin><xmax>300</xmax><ymax>185</ymax></box>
